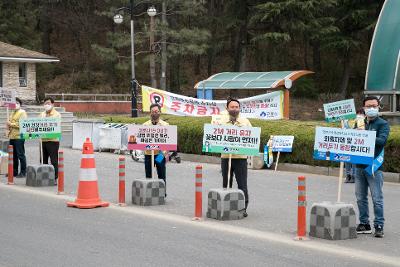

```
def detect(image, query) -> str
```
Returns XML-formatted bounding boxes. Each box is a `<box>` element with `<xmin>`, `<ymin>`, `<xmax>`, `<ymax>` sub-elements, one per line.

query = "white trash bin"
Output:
<box><xmin>72</xmin><ymin>119</ymin><xmax>104</xmax><ymax>151</ymax></box>
<box><xmin>98</xmin><ymin>123</ymin><xmax>128</xmax><ymax>153</ymax></box>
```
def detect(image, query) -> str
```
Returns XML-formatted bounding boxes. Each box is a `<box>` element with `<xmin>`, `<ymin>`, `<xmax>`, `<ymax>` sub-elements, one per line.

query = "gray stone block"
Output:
<box><xmin>309</xmin><ymin>201</ymin><xmax>357</xmax><ymax>240</ymax></box>
<box><xmin>132</xmin><ymin>179</ymin><xmax>165</xmax><ymax>206</ymax></box>
<box><xmin>206</xmin><ymin>188</ymin><xmax>245</xmax><ymax>220</ymax></box>
<box><xmin>247</xmin><ymin>153</ymin><xmax>265</xmax><ymax>170</ymax></box>
<box><xmin>26</xmin><ymin>164</ymin><xmax>55</xmax><ymax>187</ymax></box>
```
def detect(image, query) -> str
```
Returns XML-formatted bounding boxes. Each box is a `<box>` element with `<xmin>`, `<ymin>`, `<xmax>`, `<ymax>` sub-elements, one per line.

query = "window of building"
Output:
<box><xmin>19</xmin><ymin>63</ymin><xmax>27</xmax><ymax>87</ymax></box>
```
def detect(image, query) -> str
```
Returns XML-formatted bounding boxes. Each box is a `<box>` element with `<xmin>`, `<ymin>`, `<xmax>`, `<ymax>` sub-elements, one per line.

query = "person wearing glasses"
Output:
<box><xmin>355</xmin><ymin>96</ymin><xmax>390</xmax><ymax>238</ymax></box>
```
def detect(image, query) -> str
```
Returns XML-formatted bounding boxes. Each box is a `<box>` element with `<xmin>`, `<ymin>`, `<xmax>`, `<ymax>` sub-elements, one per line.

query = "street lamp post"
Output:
<box><xmin>114</xmin><ymin>0</ymin><xmax>138</xmax><ymax>118</ymax></box>
<box><xmin>147</xmin><ymin>6</ymin><xmax>157</xmax><ymax>88</ymax></box>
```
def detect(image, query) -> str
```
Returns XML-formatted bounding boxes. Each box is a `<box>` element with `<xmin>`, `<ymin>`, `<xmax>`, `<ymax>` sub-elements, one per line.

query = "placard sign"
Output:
<box><xmin>127</xmin><ymin>125</ymin><xmax>177</xmax><ymax>151</ymax></box>
<box><xmin>271</xmin><ymin>135</ymin><xmax>294</xmax><ymax>152</ymax></box>
<box><xmin>19</xmin><ymin>117</ymin><xmax>61</xmax><ymax>139</ymax></box>
<box><xmin>313</xmin><ymin>126</ymin><xmax>376</xmax><ymax>165</ymax></box>
<box><xmin>0</xmin><ymin>88</ymin><xmax>16</xmax><ymax>108</ymax></box>
<box><xmin>323</xmin><ymin>99</ymin><xmax>356</xmax><ymax>122</ymax></box>
<box><xmin>202</xmin><ymin>124</ymin><xmax>261</xmax><ymax>155</ymax></box>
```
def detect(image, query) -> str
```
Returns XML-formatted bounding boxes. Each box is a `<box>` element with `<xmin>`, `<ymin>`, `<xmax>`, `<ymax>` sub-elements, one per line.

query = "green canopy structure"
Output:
<box><xmin>365</xmin><ymin>0</ymin><xmax>400</xmax><ymax>112</ymax></box>
<box><xmin>194</xmin><ymin>71</ymin><xmax>312</xmax><ymax>90</ymax></box>
<box><xmin>194</xmin><ymin>70</ymin><xmax>313</xmax><ymax>119</ymax></box>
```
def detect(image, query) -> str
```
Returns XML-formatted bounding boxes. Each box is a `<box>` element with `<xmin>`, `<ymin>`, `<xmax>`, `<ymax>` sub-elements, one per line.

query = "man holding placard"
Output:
<box><xmin>214</xmin><ymin>98</ymin><xmax>252</xmax><ymax>217</ymax></box>
<box><xmin>7</xmin><ymin>98</ymin><xmax>27</xmax><ymax>177</ymax></box>
<box><xmin>143</xmin><ymin>103</ymin><xmax>169</xmax><ymax>189</ymax></box>
<box><xmin>40</xmin><ymin>97</ymin><xmax>61</xmax><ymax>184</ymax></box>
<box><xmin>355</xmin><ymin>96</ymin><xmax>390</xmax><ymax>238</ymax></box>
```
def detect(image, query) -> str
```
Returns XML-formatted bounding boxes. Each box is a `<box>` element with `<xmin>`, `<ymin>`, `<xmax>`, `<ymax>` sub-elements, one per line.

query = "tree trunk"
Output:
<box><xmin>303</xmin><ymin>36</ymin><xmax>309</xmax><ymax>69</ymax></box>
<box><xmin>339</xmin><ymin>50</ymin><xmax>351</xmax><ymax>98</ymax></box>
<box><xmin>233</xmin><ymin>1</ymin><xmax>248</xmax><ymax>71</ymax></box>
<box><xmin>207</xmin><ymin>0</ymin><xmax>216</xmax><ymax>76</ymax></box>
<box><xmin>240</xmin><ymin>42</ymin><xmax>247</xmax><ymax>71</ymax></box>
<box><xmin>312</xmin><ymin>41</ymin><xmax>321</xmax><ymax>72</ymax></box>
<box><xmin>39</xmin><ymin>3</ymin><xmax>51</xmax><ymax>54</ymax></box>
<box><xmin>195</xmin><ymin>55</ymin><xmax>201</xmax><ymax>75</ymax></box>
<box><xmin>170</xmin><ymin>56</ymin><xmax>181</xmax><ymax>93</ymax></box>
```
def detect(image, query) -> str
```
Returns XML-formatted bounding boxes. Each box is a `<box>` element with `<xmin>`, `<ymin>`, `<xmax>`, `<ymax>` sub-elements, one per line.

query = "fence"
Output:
<box><xmin>44</xmin><ymin>93</ymin><xmax>142</xmax><ymax>103</ymax></box>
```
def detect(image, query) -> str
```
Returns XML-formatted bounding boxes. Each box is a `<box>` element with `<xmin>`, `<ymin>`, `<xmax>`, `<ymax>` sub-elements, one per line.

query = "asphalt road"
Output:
<box><xmin>1</xmin><ymin>134</ymin><xmax>399</xmax><ymax>266</ymax></box>
<box><xmin>0</xmin><ymin>187</ymin><xmax>396</xmax><ymax>267</ymax></box>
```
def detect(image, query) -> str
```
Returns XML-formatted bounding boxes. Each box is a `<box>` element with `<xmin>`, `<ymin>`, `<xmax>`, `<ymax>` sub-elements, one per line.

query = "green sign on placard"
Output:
<box><xmin>19</xmin><ymin>117</ymin><xmax>61</xmax><ymax>139</ymax></box>
<box><xmin>323</xmin><ymin>99</ymin><xmax>356</xmax><ymax>122</ymax></box>
<box><xmin>202</xmin><ymin>124</ymin><xmax>261</xmax><ymax>156</ymax></box>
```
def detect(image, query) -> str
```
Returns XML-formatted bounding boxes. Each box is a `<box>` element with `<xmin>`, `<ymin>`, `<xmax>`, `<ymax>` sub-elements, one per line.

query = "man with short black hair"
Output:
<box><xmin>40</xmin><ymin>97</ymin><xmax>61</xmax><ymax>185</ymax></box>
<box><xmin>7</xmin><ymin>97</ymin><xmax>27</xmax><ymax>177</ymax></box>
<box><xmin>214</xmin><ymin>98</ymin><xmax>251</xmax><ymax>217</ymax></box>
<box><xmin>355</xmin><ymin>96</ymin><xmax>390</xmax><ymax>238</ymax></box>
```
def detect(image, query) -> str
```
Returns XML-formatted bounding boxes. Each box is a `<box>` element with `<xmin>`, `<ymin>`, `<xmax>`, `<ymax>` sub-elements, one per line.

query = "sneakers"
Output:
<box><xmin>242</xmin><ymin>210</ymin><xmax>248</xmax><ymax>218</ymax></box>
<box><xmin>356</xmin><ymin>224</ymin><xmax>372</xmax><ymax>234</ymax></box>
<box><xmin>356</xmin><ymin>224</ymin><xmax>385</xmax><ymax>237</ymax></box>
<box><xmin>344</xmin><ymin>174</ymin><xmax>354</xmax><ymax>183</ymax></box>
<box><xmin>374</xmin><ymin>226</ymin><xmax>384</xmax><ymax>238</ymax></box>
<box><xmin>16</xmin><ymin>173</ymin><xmax>26</xmax><ymax>178</ymax></box>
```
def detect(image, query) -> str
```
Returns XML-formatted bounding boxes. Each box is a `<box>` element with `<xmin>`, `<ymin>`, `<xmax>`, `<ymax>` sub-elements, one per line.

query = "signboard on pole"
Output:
<box><xmin>313</xmin><ymin>126</ymin><xmax>376</xmax><ymax>165</ymax></box>
<box><xmin>271</xmin><ymin>135</ymin><xmax>294</xmax><ymax>152</ymax></box>
<box><xmin>127</xmin><ymin>125</ymin><xmax>177</xmax><ymax>151</ymax></box>
<box><xmin>202</xmin><ymin>124</ymin><xmax>261</xmax><ymax>155</ymax></box>
<box><xmin>323</xmin><ymin>99</ymin><xmax>356</xmax><ymax>122</ymax></box>
<box><xmin>19</xmin><ymin>117</ymin><xmax>61</xmax><ymax>139</ymax></box>
<box><xmin>0</xmin><ymin>88</ymin><xmax>16</xmax><ymax>109</ymax></box>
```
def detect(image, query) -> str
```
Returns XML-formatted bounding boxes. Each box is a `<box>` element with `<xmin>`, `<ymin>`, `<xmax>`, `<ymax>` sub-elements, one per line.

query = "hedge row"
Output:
<box><xmin>106</xmin><ymin>115</ymin><xmax>400</xmax><ymax>173</ymax></box>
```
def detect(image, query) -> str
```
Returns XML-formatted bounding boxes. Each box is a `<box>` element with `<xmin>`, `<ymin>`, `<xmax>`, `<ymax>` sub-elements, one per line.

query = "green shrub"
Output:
<box><xmin>105</xmin><ymin>115</ymin><xmax>400</xmax><ymax>173</ymax></box>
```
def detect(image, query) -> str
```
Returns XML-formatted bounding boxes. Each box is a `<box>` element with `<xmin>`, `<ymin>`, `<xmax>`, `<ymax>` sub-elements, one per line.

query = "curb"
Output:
<box><xmin>179</xmin><ymin>153</ymin><xmax>400</xmax><ymax>183</ymax></box>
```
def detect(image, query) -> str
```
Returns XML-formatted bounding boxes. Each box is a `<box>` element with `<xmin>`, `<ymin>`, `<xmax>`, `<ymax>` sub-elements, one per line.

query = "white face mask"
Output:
<box><xmin>44</xmin><ymin>104</ymin><xmax>52</xmax><ymax>111</ymax></box>
<box><xmin>356</xmin><ymin>115</ymin><xmax>365</xmax><ymax>120</ymax></box>
<box><xmin>365</xmin><ymin>107</ymin><xmax>379</xmax><ymax>118</ymax></box>
<box><xmin>15</xmin><ymin>103</ymin><xmax>20</xmax><ymax>110</ymax></box>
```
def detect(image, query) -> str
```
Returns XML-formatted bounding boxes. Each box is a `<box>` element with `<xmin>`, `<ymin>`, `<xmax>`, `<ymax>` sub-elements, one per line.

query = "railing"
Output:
<box><xmin>44</xmin><ymin>93</ymin><xmax>142</xmax><ymax>103</ymax></box>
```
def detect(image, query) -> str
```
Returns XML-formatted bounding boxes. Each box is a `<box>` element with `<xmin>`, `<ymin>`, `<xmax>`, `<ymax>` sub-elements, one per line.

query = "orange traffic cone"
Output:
<box><xmin>67</xmin><ymin>138</ymin><xmax>109</xmax><ymax>209</ymax></box>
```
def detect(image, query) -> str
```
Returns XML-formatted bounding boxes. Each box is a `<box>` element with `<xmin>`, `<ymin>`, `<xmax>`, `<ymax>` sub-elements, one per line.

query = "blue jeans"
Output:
<box><xmin>355</xmin><ymin>168</ymin><xmax>384</xmax><ymax>227</ymax></box>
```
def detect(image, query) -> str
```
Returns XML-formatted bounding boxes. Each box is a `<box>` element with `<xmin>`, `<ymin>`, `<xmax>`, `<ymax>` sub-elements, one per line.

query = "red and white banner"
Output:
<box><xmin>141</xmin><ymin>86</ymin><xmax>284</xmax><ymax>120</ymax></box>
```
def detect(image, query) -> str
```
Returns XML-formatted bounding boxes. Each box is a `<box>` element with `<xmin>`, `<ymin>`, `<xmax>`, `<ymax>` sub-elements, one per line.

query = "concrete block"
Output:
<box><xmin>207</xmin><ymin>188</ymin><xmax>245</xmax><ymax>220</ymax></box>
<box><xmin>309</xmin><ymin>201</ymin><xmax>357</xmax><ymax>240</ymax></box>
<box><xmin>132</xmin><ymin>179</ymin><xmax>165</xmax><ymax>206</ymax></box>
<box><xmin>247</xmin><ymin>153</ymin><xmax>265</xmax><ymax>170</ymax></box>
<box><xmin>26</xmin><ymin>164</ymin><xmax>55</xmax><ymax>187</ymax></box>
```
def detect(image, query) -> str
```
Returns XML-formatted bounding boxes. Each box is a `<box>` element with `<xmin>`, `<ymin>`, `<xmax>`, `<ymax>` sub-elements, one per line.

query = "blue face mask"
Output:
<box><xmin>365</xmin><ymin>107</ymin><xmax>379</xmax><ymax>118</ymax></box>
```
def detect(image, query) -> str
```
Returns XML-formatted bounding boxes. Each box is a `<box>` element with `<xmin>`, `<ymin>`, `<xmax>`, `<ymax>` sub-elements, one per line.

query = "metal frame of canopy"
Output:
<box><xmin>194</xmin><ymin>71</ymin><xmax>313</xmax><ymax>119</ymax></box>
<box><xmin>364</xmin><ymin>0</ymin><xmax>400</xmax><ymax>113</ymax></box>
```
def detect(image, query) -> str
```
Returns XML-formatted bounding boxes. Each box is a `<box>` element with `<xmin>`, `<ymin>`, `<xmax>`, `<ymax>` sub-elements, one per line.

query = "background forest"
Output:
<box><xmin>0</xmin><ymin>0</ymin><xmax>384</xmax><ymax>104</ymax></box>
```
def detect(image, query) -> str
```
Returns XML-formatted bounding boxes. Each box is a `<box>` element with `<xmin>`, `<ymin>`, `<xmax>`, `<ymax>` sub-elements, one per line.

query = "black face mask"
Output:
<box><xmin>228</xmin><ymin>110</ymin><xmax>239</xmax><ymax>118</ymax></box>
<box><xmin>151</xmin><ymin>114</ymin><xmax>160</xmax><ymax>122</ymax></box>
